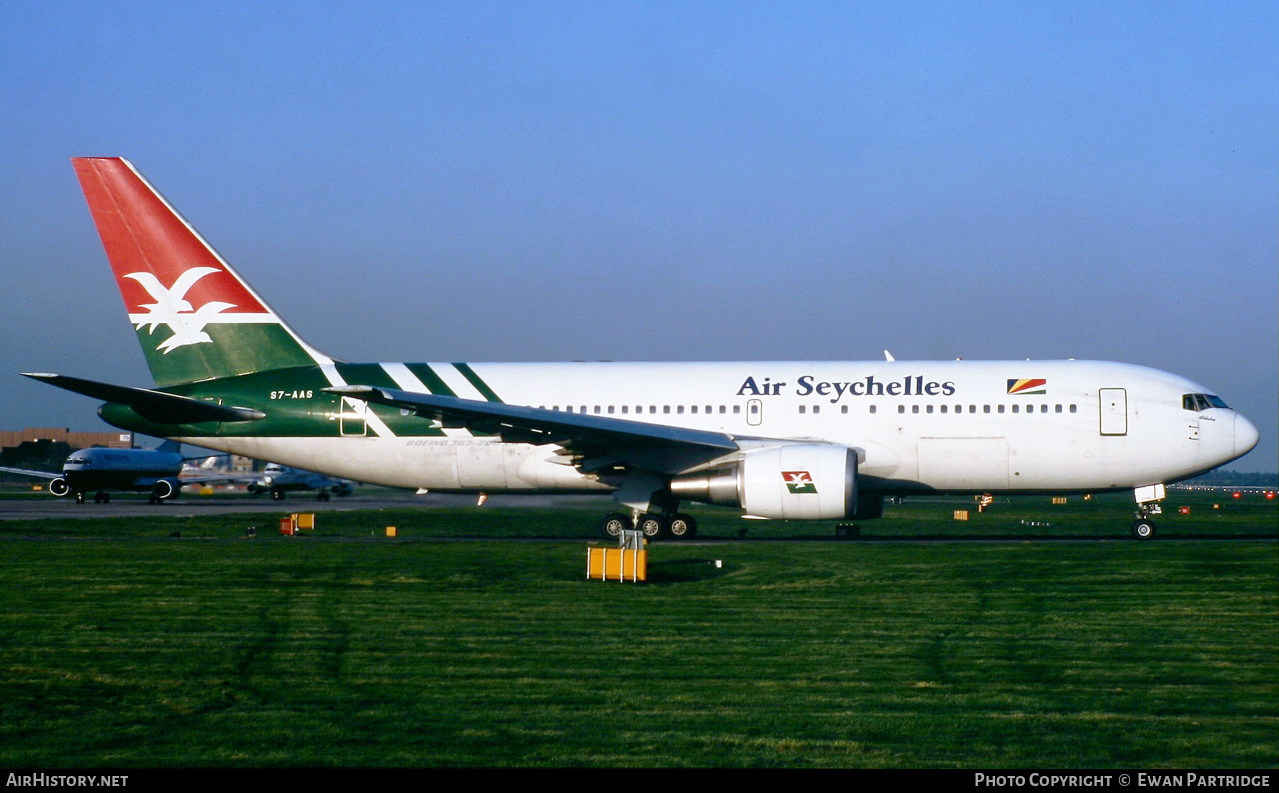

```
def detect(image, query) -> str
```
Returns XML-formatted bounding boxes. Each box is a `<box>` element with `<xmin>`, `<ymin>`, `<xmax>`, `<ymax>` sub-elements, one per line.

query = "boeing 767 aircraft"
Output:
<box><xmin>22</xmin><ymin>158</ymin><xmax>1259</xmax><ymax>539</ymax></box>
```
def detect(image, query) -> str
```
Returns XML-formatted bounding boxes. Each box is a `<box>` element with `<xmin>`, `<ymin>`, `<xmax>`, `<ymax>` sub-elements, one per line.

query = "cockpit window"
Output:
<box><xmin>1183</xmin><ymin>393</ymin><xmax>1229</xmax><ymax>411</ymax></box>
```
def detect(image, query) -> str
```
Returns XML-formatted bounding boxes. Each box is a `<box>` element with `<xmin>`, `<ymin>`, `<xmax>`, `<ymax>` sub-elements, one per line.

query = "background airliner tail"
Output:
<box><xmin>71</xmin><ymin>157</ymin><xmax>332</xmax><ymax>387</ymax></box>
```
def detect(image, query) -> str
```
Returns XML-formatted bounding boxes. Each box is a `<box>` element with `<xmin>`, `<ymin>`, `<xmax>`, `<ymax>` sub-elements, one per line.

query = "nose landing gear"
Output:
<box><xmin>1131</xmin><ymin>518</ymin><xmax>1156</xmax><ymax>540</ymax></box>
<box><xmin>1132</xmin><ymin>483</ymin><xmax>1165</xmax><ymax>540</ymax></box>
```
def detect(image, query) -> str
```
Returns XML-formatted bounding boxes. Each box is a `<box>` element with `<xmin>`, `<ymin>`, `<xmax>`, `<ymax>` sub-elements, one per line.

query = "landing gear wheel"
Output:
<box><xmin>318</xmin><ymin>491</ymin><xmax>331</xmax><ymax>502</ymax></box>
<box><xmin>93</xmin><ymin>492</ymin><xmax>105</xmax><ymax>504</ymax></box>
<box><xmin>1131</xmin><ymin>519</ymin><xmax>1156</xmax><ymax>540</ymax></box>
<box><xmin>667</xmin><ymin>513</ymin><xmax>698</xmax><ymax>540</ymax></box>
<box><xmin>637</xmin><ymin>514</ymin><xmax>667</xmax><ymax>540</ymax></box>
<box><xmin>599</xmin><ymin>512</ymin><xmax>629</xmax><ymax>539</ymax></box>
<box><xmin>101</xmin><ymin>492</ymin><xmax>110</xmax><ymax>504</ymax></box>
<box><xmin>148</xmin><ymin>494</ymin><xmax>159</xmax><ymax>505</ymax></box>
<box><xmin>75</xmin><ymin>492</ymin><xmax>85</xmax><ymax>504</ymax></box>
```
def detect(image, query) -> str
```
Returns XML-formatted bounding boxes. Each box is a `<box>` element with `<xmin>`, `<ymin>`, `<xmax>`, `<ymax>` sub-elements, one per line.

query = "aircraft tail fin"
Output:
<box><xmin>71</xmin><ymin>158</ymin><xmax>332</xmax><ymax>387</ymax></box>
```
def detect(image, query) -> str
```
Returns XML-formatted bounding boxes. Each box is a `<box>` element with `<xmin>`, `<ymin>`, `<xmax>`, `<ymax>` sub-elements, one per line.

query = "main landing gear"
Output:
<box><xmin>599</xmin><ymin>511</ymin><xmax>698</xmax><ymax>541</ymax></box>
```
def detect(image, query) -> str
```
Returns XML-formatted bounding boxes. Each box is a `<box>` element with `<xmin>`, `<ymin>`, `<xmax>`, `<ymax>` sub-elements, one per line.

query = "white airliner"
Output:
<box><xmin>21</xmin><ymin>157</ymin><xmax>1260</xmax><ymax>538</ymax></box>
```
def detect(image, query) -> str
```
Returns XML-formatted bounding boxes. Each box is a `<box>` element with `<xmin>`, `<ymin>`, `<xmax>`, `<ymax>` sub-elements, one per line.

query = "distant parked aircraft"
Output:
<box><xmin>247</xmin><ymin>463</ymin><xmax>356</xmax><ymax>501</ymax></box>
<box><xmin>0</xmin><ymin>442</ymin><xmax>248</xmax><ymax>504</ymax></box>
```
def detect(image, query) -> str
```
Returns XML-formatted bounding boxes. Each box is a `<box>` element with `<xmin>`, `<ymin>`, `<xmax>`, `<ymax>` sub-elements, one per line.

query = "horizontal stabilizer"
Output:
<box><xmin>22</xmin><ymin>373</ymin><xmax>266</xmax><ymax>424</ymax></box>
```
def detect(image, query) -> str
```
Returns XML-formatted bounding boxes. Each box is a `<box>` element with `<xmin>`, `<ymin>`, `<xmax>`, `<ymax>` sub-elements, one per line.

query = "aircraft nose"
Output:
<box><xmin>1235</xmin><ymin>414</ymin><xmax>1259</xmax><ymax>458</ymax></box>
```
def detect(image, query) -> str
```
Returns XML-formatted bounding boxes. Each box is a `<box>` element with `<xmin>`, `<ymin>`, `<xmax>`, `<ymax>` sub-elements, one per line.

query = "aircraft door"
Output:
<box><xmin>747</xmin><ymin>398</ymin><xmax>763</xmax><ymax>426</ymax></box>
<box><xmin>1099</xmin><ymin>388</ymin><xmax>1127</xmax><ymax>436</ymax></box>
<box><xmin>340</xmin><ymin>396</ymin><xmax>368</xmax><ymax>437</ymax></box>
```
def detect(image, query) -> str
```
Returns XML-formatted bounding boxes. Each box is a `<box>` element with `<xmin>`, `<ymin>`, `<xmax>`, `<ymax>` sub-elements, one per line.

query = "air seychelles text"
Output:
<box><xmin>736</xmin><ymin>375</ymin><xmax>956</xmax><ymax>404</ymax></box>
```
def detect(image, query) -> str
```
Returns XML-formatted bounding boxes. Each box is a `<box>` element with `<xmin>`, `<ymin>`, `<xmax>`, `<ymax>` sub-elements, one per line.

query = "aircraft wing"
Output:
<box><xmin>327</xmin><ymin>385</ymin><xmax>741</xmax><ymax>475</ymax></box>
<box><xmin>0</xmin><ymin>466</ymin><xmax>61</xmax><ymax>480</ymax></box>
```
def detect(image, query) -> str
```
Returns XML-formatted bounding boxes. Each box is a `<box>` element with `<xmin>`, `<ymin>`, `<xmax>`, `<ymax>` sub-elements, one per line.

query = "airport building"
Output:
<box><xmin>0</xmin><ymin>427</ymin><xmax>134</xmax><ymax>450</ymax></box>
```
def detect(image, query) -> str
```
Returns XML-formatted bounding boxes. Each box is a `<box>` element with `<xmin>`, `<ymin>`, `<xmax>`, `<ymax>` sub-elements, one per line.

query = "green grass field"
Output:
<box><xmin>0</xmin><ymin>493</ymin><xmax>1274</xmax><ymax>768</ymax></box>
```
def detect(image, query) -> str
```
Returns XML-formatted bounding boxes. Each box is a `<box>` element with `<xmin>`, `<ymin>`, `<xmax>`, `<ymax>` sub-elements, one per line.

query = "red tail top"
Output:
<box><xmin>72</xmin><ymin>158</ymin><xmax>270</xmax><ymax>318</ymax></box>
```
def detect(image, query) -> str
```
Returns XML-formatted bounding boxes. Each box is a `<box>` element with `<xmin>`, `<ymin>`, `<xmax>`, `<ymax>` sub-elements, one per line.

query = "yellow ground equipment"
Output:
<box><xmin>587</xmin><ymin>529</ymin><xmax>647</xmax><ymax>583</ymax></box>
<box><xmin>279</xmin><ymin>513</ymin><xmax>315</xmax><ymax>535</ymax></box>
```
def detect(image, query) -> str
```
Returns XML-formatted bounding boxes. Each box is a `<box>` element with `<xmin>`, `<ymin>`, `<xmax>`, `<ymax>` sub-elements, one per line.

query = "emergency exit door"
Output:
<box><xmin>1099</xmin><ymin>388</ymin><xmax>1127</xmax><ymax>436</ymax></box>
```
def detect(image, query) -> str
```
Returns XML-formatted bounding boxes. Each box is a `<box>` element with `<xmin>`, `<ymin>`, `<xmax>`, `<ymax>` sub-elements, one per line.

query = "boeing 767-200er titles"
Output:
<box><xmin>24</xmin><ymin>157</ymin><xmax>1259</xmax><ymax>539</ymax></box>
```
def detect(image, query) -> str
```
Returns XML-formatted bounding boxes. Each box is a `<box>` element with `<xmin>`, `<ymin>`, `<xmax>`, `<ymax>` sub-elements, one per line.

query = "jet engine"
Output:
<box><xmin>48</xmin><ymin>477</ymin><xmax>71</xmax><ymax>497</ymax></box>
<box><xmin>670</xmin><ymin>445</ymin><xmax>862</xmax><ymax>520</ymax></box>
<box><xmin>151</xmin><ymin>479</ymin><xmax>177</xmax><ymax>500</ymax></box>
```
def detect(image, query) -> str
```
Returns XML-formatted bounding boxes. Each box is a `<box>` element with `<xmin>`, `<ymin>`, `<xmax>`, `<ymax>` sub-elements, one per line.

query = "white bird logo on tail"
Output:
<box><xmin>124</xmin><ymin>267</ymin><xmax>235</xmax><ymax>353</ymax></box>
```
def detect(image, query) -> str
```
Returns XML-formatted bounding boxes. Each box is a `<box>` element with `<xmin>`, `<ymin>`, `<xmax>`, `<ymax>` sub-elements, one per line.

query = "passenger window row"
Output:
<box><xmin>541</xmin><ymin>405</ymin><xmax>743</xmax><ymax>415</ymax></box>
<box><xmin>893</xmin><ymin>404</ymin><xmax>1078</xmax><ymax>415</ymax></box>
<box><xmin>532</xmin><ymin>403</ymin><xmax>1079</xmax><ymax>417</ymax></box>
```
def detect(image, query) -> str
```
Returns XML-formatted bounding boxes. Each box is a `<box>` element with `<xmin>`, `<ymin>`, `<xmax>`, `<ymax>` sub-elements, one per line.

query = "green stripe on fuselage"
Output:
<box><xmin>333</xmin><ymin>363</ymin><xmax>457</xmax><ymax>436</ymax></box>
<box><xmin>404</xmin><ymin>363</ymin><xmax>456</xmax><ymax>397</ymax></box>
<box><xmin>333</xmin><ymin>363</ymin><xmax>401</xmax><ymax>391</ymax></box>
<box><xmin>454</xmin><ymin>362</ymin><xmax>503</xmax><ymax>402</ymax></box>
<box><xmin>405</xmin><ymin>363</ymin><xmax>498</xmax><ymax>435</ymax></box>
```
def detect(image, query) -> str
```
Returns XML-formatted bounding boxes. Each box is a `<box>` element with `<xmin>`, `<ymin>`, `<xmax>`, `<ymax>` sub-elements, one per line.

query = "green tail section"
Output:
<box><xmin>133</xmin><ymin>322</ymin><xmax>321</xmax><ymax>389</ymax></box>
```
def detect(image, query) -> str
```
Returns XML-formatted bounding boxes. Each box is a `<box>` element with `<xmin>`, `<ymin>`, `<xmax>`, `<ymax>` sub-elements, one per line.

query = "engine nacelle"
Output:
<box><xmin>671</xmin><ymin>445</ymin><xmax>858</xmax><ymax>520</ymax></box>
<box><xmin>152</xmin><ymin>479</ymin><xmax>177</xmax><ymax>500</ymax></box>
<box><xmin>48</xmin><ymin>477</ymin><xmax>72</xmax><ymax>497</ymax></box>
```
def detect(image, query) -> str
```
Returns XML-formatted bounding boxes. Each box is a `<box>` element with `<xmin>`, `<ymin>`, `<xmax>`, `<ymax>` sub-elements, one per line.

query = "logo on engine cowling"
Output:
<box><xmin>783</xmin><ymin>471</ymin><xmax>817</xmax><ymax>494</ymax></box>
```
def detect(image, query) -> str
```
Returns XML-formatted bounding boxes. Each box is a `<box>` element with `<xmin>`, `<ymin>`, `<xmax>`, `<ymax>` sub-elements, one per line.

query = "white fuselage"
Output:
<box><xmin>177</xmin><ymin>359</ymin><xmax>1257</xmax><ymax>498</ymax></box>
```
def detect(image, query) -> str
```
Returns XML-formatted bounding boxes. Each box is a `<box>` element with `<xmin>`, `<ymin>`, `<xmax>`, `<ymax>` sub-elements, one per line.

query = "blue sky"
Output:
<box><xmin>1</xmin><ymin>1</ymin><xmax>1275</xmax><ymax>471</ymax></box>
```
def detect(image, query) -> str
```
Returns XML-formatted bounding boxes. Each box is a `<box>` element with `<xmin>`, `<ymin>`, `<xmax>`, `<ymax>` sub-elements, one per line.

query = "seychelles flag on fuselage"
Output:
<box><xmin>1007</xmin><ymin>378</ymin><xmax>1047</xmax><ymax>395</ymax></box>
